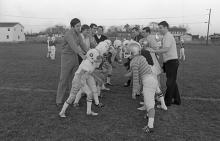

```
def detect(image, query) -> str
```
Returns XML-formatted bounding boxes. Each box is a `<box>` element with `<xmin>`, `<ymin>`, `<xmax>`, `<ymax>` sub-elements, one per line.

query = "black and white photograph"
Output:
<box><xmin>0</xmin><ymin>0</ymin><xmax>219</xmax><ymax>140</ymax></box>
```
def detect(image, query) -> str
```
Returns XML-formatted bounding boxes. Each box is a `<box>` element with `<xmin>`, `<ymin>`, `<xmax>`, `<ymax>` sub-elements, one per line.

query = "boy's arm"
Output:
<box><xmin>64</xmin><ymin>33</ymin><xmax>86</xmax><ymax>59</ymax></box>
<box><xmin>79</xmin><ymin>37</ymin><xmax>89</xmax><ymax>53</ymax></box>
<box><xmin>149</xmin><ymin>46</ymin><xmax>170</xmax><ymax>54</ymax></box>
<box><xmin>89</xmin><ymin>36</ymin><xmax>97</xmax><ymax>49</ymax></box>
<box><xmin>149</xmin><ymin>36</ymin><xmax>171</xmax><ymax>54</ymax></box>
<box><xmin>131</xmin><ymin>63</ymin><xmax>140</xmax><ymax>99</ymax></box>
<box><xmin>179</xmin><ymin>48</ymin><xmax>185</xmax><ymax>61</ymax></box>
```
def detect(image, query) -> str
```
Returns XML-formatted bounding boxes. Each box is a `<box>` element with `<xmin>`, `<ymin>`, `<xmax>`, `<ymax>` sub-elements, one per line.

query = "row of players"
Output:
<box><xmin>58</xmin><ymin>38</ymin><xmax>168</xmax><ymax>133</ymax></box>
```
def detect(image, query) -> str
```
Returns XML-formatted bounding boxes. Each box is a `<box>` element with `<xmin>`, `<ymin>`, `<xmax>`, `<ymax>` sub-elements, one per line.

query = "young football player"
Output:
<box><xmin>125</xmin><ymin>42</ymin><xmax>158</xmax><ymax>133</ymax></box>
<box><xmin>50</xmin><ymin>36</ymin><xmax>56</xmax><ymax>60</ymax></box>
<box><xmin>59</xmin><ymin>49</ymin><xmax>102</xmax><ymax>117</ymax></box>
<box><xmin>46</xmin><ymin>36</ymin><xmax>51</xmax><ymax>58</ymax></box>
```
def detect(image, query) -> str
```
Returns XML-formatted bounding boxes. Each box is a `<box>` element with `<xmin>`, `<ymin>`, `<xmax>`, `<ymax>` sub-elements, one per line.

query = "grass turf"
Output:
<box><xmin>0</xmin><ymin>42</ymin><xmax>219</xmax><ymax>141</ymax></box>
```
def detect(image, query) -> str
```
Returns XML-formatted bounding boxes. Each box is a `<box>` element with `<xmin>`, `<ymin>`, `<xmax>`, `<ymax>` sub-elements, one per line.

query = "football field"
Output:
<box><xmin>0</xmin><ymin>42</ymin><xmax>219</xmax><ymax>141</ymax></box>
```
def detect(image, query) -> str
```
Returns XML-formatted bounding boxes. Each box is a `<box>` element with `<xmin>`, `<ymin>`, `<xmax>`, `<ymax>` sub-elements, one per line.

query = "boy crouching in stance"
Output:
<box><xmin>59</xmin><ymin>49</ymin><xmax>102</xmax><ymax>117</ymax></box>
<box><xmin>126</xmin><ymin>42</ymin><xmax>158</xmax><ymax>133</ymax></box>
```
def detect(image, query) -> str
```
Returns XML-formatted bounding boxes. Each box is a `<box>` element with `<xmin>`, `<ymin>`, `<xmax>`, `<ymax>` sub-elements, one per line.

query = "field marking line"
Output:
<box><xmin>0</xmin><ymin>87</ymin><xmax>56</xmax><ymax>93</ymax></box>
<box><xmin>0</xmin><ymin>86</ymin><xmax>220</xmax><ymax>102</ymax></box>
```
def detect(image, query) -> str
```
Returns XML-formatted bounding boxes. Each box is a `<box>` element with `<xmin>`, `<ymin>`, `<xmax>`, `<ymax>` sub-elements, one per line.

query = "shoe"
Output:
<box><xmin>87</xmin><ymin>111</ymin><xmax>98</xmax><ymax>116</ymax></box>
<box><xmin>73</xmin><ymin>103</ymin><xmax>80</xmax><ymax>109</ymax></box>
<box><xmin>59</xmin><ymin>112</ymin><xmax>66</xmax><ymax>118</ymax></box>
<box><xmin>143</xmin><ymin>126</ymin><xmax>154</xmax><ymax>133</ymax></box>
<box><xmin>136</xmin><ymin>94</ymin><xmax>141</xmax><ymax>97</ymax></box>
<box><xmin>106</xmin><ymin>83</ymin><xmax>113</xmax><ymax>86</ymax></box>
<box><xmin>102</xmin><ymin>87</ymin><xmax>110</xmax><ymax>91</ymax></box>
<box><xmin>137</xmin><ymin>106</ymin><xmax>146</xmax><ymax>111</ymax></box>
<box><xmin>95</xmin><ymin>103</ymin><xmax>105</xmax><ymax>108</ymax></box>
<box><xmin>157</xmin><ymin>105</ymin><xmax>168</xmax><ymax>111</ymax></box>
<box><xmin>139</xmin><ymin>101</ymin><xmax>144</xmax><ymax>105</ymax></box>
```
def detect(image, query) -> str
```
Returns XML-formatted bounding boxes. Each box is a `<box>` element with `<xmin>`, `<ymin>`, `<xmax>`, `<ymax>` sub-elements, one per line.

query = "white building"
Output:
<box><xmin>181</xmin><ymin>34</ymin><xmax>192</xmax><ymax>42</ymax></box>
<box><xmin>0</xmin><ymin>22</ymin><xmax>25</xmax><ymax>42</ymax></box>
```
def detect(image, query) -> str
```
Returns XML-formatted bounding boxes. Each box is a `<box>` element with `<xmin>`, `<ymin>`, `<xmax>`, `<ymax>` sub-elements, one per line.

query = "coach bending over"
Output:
<box><xmin>56</xmin><ymin>18</ymin><xmax>88</xmax><ymax>106</ymax></box>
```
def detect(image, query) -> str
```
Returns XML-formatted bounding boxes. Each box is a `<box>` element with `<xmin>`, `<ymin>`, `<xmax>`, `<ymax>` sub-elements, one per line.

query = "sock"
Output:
<box><xmin>97</xmin><ymin>86</ymin><xmax>101</xmax><ymax>96</ymax></box>
<box><xmin>60</xmin><ymin>102</ymin><xmax>69</xmax><ymax>115</ymax></box>
<box><xmin>93</xmin><ymin>92</ymin><xmax>99</xmax><ymax>105</ymax></box>
<box><xmin>86</xmin><ymin>101</ymin><xmax>92</xmax><ymax>114</ymax></box>
<box><xmin>159</xmin><ymin>96</ymin><xmax>167</xmax><ymax>110</ymax></box>
<box><xmin>148</xmin><ymin>118</ymin><xmax>154</xmax><ymax>128</ymax></box>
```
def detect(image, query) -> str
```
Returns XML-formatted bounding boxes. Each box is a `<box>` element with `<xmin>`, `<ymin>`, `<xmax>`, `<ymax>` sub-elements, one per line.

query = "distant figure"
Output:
<box><xmin>46</xmin><ymin>36</ymin><xmax>51</xmax><ymax>58</ymax></box>
<box><xmin>179</xmin><ymin>37</ymin><xmax>186</xmax><ymax>61</ymax></box>
<box><xmin>50</xmin><ymin>36</ymin><xmax>56</xmax><ymax>60</ymax></box>
<box><xmin>94</xmin><ymin>26</ymin><xmax>107</xmax><ymax>44</ymax></box>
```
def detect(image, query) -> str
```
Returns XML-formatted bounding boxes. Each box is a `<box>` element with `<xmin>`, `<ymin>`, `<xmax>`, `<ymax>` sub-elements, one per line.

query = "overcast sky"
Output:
<box><xmin>0</xmin><ymin>0</ymin><xmax>219</xmax><ymax>35</ymax></box>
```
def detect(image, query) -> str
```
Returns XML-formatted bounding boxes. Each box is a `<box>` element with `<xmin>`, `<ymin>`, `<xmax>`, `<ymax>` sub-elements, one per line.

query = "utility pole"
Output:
<box><xmin>206</xmin><ymin>8</ymin><xmax>211</xmax><ymax>46</ymax></box>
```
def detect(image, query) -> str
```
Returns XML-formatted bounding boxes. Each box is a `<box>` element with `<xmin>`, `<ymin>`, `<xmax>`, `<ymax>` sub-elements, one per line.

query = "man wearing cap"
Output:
<box><xmin>56</xmin><ymin>18</ymin><xmax>88</xmax><ymax>106</ymax></box>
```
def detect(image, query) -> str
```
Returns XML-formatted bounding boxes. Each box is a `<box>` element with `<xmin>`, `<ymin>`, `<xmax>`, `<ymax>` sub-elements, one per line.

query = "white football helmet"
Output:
<box><xmin>104</xmin><ymin>39</ymin><xmax>112</xmax><ymax>46</ymax></box>
<box><xmin>95</xmin><ymin>41</ymin><xmax>109</xmax><ymax>56</ymax></box>
<box><xmin>127</xmin><ymin>41</ymin><xmax>141</xmax><ymax>56</ymax></box>
<box><xmin>86</xmin><ymin>49</ymin><xmax>100</xmax><ymax>63</ymax></box>
<box><xmin>113</xmin><ymin>40</ymin><xmax>122</xmax><ymax>49</ymax></box>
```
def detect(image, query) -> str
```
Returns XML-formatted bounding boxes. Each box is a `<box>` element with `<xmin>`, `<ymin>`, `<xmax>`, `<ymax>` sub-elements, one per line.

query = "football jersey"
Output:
<box><xmin>75</xmin><ymin>59</ymin><xmax>96</xmax><ymax>74</ymax></box>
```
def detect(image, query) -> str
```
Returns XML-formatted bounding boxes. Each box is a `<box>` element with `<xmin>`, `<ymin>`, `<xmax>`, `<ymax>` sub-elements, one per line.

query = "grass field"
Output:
<box><xmin>0</xmin><ymin>42</ymin><xmax>219</xmax><ymax>141</ymax></box>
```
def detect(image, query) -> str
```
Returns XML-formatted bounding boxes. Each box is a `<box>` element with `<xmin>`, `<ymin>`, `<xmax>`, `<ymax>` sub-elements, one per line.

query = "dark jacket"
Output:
<box><xmin>134</xmin><ymin>34</ymin><xmax>144</xmax><ymax>42</ymax></box>
<box><xmin>94</xmin><ymin>34</ymin><xmax>108</xmax><ymax>44</ymax></box>
<box><xmin>141</xmin><ymin>49</ymin><xmax>154</xmax><ymax>66</ymax></box>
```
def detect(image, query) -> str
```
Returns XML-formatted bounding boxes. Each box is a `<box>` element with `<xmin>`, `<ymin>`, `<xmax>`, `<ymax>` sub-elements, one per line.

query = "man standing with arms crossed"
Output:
<box><xmin>56</xmin><ymin>18</ymin><xmax>88</xmax><ymax>106</ymax></box>
<box><xmin>148</xmin><ymin>21</ymin><xmax>181</xmax><ymax>106</ymax></box>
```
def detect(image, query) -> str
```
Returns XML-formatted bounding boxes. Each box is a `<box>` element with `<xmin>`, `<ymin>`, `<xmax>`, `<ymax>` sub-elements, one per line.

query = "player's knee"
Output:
<box><xmin>86</xmin><ymin>95</ymin><xmax>93</xmax><ymax>102</ymax></box>
<box><xmin>66</xmin><ymin>96</ymin><xmax>75</xmax><ymax>104</ymax></box>
<box><xmin>146</xmin><ymin>103</ymin><xmax>155</xmax><ymax>112</ymax></box>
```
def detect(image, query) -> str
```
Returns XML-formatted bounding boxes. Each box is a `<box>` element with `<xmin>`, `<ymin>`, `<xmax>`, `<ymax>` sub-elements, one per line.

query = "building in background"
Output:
<box><xmin>181</xmin><ymin>33</ymin><xmax>193</xmax><ymax>42</ymax></box>
<box><xmin>169</xmin><ymin>27</ymin><xmax>187</xmax><ymax>39</ymax></box>
<box><xmin>0</xmin><ymin>22</ymin><xmax>25</xmax><ymax>42</ymax></box>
